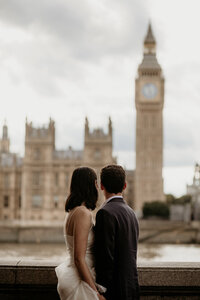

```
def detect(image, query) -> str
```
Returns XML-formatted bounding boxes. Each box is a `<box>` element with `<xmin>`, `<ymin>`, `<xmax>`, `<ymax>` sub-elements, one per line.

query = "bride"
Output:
<box><xmin>55</xmin><ymin>167</ymin><xmax>106</xmax><ymax>300</ymax></box>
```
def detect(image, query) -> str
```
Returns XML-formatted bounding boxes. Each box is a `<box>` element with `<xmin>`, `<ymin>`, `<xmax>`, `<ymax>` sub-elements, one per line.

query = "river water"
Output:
<box><xmin>0</xmin><ymin>243</ymin><xmax>200</xmax><ymax>262</ymax></box>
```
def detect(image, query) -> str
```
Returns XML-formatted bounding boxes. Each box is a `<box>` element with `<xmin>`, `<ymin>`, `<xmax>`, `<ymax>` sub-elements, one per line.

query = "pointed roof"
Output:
<box><xmin>2</xmin><ymin>120</ymin><xmax>8</xmax><ymax>140</ymax></box>
<box><xmin>138</xmin><ymin>23</ymin><xmax>161</xmax><ymax>72</ymax></box>
<box><xmin>144</xmin><ymin>23</ymin><xmax>156</xmax><ymax>44</ymax></box>
<box><xmin>138</xmin><ymin>54</ymin><xmax>161</xmax><ymax>71</ymax></box>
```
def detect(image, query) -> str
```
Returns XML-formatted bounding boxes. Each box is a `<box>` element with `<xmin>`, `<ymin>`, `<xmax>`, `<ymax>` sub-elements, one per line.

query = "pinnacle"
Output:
<box><xmin>144</xmin><ymin>22</ymin><xmax>156</xmax><ymax>44</ymax></box>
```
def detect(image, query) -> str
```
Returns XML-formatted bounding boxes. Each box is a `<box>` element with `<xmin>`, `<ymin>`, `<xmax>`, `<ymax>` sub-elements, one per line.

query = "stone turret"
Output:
<box><xmin>25</xmin><ymin>118</ymin><xmax>55</xmax><ymax>162</ymax></box>
<box><xmin>193</xmin><ymin>163</ymin><xmax>200</xmax><ymax>186</ymax></box>
<box><xmin>0</xmin><ymin>121</ymin><xmax>10</xmax><ymax>153</ymax></box>
<box><xmin>84</xmin><ymin>117</ymin><xmax>89</xmax><ymax>138</ymax></box>
<box><xmin>84</xmin><ymin>117</ymin><xmax>115</xmax><ymax>166</ymax></box>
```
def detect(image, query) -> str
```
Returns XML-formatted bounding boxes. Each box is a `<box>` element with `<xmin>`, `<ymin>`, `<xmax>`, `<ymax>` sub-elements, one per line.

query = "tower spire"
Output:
<box><xmin>138</xmin><ymin>22</ymin><xmax>161</xmax><ymax>74</ymax></box>
<box><xmin>108</xmin><ymin>116</ymin><xmax>112</xmax><ymax>136</ymax></box>
<box><xmin>143</xmin><ymin>22</ymin><xmax>156</xmax><ymax>55</ymax></box>
<box><xmin>85</xmin><ymin>117</ymin><xmax>89</xmax><ymax>136</ymax></box>
<box><xmin>2</xmin><ymin>120</ymin><xmax>8</xmax><ymax>140</ymax></box>
<box><xmin>144</xmin><ymin>22</ymin><xmax>156</xmax><ymax>45</ymax></box>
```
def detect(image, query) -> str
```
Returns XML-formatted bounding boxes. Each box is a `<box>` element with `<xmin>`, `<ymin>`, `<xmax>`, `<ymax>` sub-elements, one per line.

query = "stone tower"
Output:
<box><xmin>84</xmin><ymin>117</ymin><xmax>115</xmax><ymax>170</ymax></box>
<box><xmin>135</xmin><ymin>23</ymin><xmax>164</xmax><ymax>215</ymax></box>
<box><xmin>84</xmin><ymin>117</ymin><xmax>116</xmax><ymax>205</ymax></box>
<box><xmin>21</xmin><ymin>118</ymin><xmax>55</xmax><ymax>220</ymax></box>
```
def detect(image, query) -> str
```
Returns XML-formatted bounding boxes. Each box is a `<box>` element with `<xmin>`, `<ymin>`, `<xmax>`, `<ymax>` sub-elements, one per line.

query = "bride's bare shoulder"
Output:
<box><xmin>74</xmin><ymin>205</ymin><xmax>92</xmax><ymax>218</ymax></box>
<box><xmin>72</xmin><ymin>206</ymin><xmax>93</xmax><ymax>229</ymax></box>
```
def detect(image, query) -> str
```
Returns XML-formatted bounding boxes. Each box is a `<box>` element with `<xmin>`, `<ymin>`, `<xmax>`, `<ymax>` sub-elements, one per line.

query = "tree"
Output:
<box><xmin>166</xmin><ymin>194</ymin><xmax>191</xmax><ymax>205</ymax></box>
<box><xmin>143</xmin><ymin>201</ymin><xmax>169</xmax><ymax>219</ymax></box>
<box><xmin>166</xmin><ymin>194</ymin><xmax>176</xmax><ymax>204</ymax></box>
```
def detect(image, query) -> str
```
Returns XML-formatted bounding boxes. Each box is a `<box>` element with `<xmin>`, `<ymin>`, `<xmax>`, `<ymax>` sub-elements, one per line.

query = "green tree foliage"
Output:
<box><xmin>176</xmin><ymin>194</ymin><xmax>191</xmax><ymax>204</ymax></box>
<box><xmin>143</xmin><ymin>201</ymin><xmax>170</xmax><ymax>219</ymax></box>
<box><xmin>165</xmin><ymin>194</ymin><xmax>176</xmax><ymax>204</ymax></box>
<box><xmin>166</xmin><ymin>194</ymin><xmax>191</xmax><ymax>205</ymax></box>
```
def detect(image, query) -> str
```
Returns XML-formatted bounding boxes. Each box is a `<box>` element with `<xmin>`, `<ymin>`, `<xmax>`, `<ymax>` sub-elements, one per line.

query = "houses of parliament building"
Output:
<box><xmin>0</xmin><ymin>23</ymin><xmax>164</xmax><ymax>221</ymax></box>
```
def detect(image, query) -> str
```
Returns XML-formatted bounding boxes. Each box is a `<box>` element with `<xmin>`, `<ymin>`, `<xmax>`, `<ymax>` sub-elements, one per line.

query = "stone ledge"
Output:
<box><xmin>0</xmin><ymin>260</ymin><xmax>200</xmax><ymax>286</ymax></box>
<box><xmin>0</xmin><ymin>260</ymin><xmax>200</xmax><ymax>299</ymax></box>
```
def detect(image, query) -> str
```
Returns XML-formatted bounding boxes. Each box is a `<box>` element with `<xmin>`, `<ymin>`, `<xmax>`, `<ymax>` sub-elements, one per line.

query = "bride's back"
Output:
<box><xmin>65</xmin><ymin>205</ymin><xmax>93</xmax><ymax>236</ymax></box>
<box><xmin>64</xmin><ymin>206</ymin><xmax>94</xmax><ymax>266</ymax></box>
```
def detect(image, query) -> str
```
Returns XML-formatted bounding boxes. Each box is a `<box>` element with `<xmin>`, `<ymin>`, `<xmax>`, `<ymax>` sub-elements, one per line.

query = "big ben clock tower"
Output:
<box><xmin>135</xmin><ymin>23</ymin><xmax>164</xmax><ymax>215</ymax></box>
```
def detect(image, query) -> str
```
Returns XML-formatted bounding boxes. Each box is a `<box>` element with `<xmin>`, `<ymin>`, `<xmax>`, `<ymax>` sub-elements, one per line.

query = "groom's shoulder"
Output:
<box><xmin>97</xmin><ymin>204</ymin><xmax>111</xmax><ymax>214</ymax></box>
<box><xmin>100</xmin><ymin>200</ymin><xmax>138</xmax><ymax>218</ymax></box>
<box><xmin>96</xmin><ymin>203</ymin><xmax>114</xmax><ymax>219</ymax></box>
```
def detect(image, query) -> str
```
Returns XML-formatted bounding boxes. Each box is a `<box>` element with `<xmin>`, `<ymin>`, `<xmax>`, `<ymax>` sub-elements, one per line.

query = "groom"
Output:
<box><xmin>94</xmin><ymin>165</ymin><xmax>140</xmax><ymax>300</ymax></box>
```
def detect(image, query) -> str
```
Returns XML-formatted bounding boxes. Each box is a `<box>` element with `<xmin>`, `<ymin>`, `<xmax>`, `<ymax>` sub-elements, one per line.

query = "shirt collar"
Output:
<box><xmin>106</xmin><ymin>195</ymin><xmax>123</xmax><ymax>204</ymax></box>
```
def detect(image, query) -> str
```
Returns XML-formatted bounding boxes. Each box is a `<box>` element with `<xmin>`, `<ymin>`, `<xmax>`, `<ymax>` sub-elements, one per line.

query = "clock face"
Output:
<box><xmin>142</xmin><ymin>83</ymin><xmax>158</xmax><ymax>99</ymax></box>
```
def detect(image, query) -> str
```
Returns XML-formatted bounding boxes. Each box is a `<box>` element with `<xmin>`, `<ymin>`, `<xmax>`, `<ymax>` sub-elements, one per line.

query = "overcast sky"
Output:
<box><xmin>0</xmin><ymin>0</ymin><xmax>199</xmax><ymax>196</ymax></box>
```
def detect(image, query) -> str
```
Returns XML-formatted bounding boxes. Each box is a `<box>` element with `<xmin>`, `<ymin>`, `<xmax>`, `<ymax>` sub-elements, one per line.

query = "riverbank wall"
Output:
<box><xmin>0</xmin><ymin>220</ymin><xmax>200</xmax><ymax>243</ymax></box>
<box><xmin>0</xmin><ymin>260</ymin><xmax>200</xmax><ymax>299</ymax></box>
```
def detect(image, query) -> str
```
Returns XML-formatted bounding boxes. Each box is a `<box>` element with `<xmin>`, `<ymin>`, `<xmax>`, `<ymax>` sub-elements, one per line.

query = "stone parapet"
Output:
<box><xmin>0</xmin><ymin>260</ymin><xmax>200</xmax><ymax>299</ymax></box>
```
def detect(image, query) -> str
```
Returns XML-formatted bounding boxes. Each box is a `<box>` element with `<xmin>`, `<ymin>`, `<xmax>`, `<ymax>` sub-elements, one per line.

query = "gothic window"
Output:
<box><xmin>147</xmin><ymin>160</ymin><xmax>151</xmax><ymax>168</ymax></box>
<box><xmin>147</xmin><ymin>136</ymin><xmax>151</xmax><ymax>149</ymax></box>
<box><xmin>18</xmin><ymin>175</ymin><xmax>21</xmax><ymax>188</ymax></box>
<box><xmin>143</xmin><ymin>158</ymin><xmax>147</xmax><ymax>168</ymax></box>
<box><xmin>18</xmin><ymin>195</ymin><xmax>21</xmax><ymax>208</ymax></box>
<box><xmin>4</xmin><ymin>174</ymin><xmax>10</xmax><ymax>189</ymax></box>
<box><xmin>32</xmin><ymin>195</ymin><xmax>42</xmax><ymax>208</ymax></box>
<box><xmin>94</xmin><ymin>149</ymin><xmax>101</xmax><ymax>160</ymax></box>
<box><xmin>33</xmin><ymin>148</ymin><xmax>41</xmax><ymax>160</ymax></box>
<box><xmin>32</xmin><ymin>172</ymin><xmax>41</xmax><ymax>186</ymax></box>
<box><xmin>54</xmin><ymin>196</ymin><xmax>59</xmax><ymax>208</ymax></box>
<box><xmin>152</xmin><ymin>159</ymin><xmax>157</xmax><ymax>169</ymax></box>
<box><xmin>4</xmin><ymin>195</ymin><xmax>9</xmax><ymax>207</ymax></box>
<box><xmin>144</xmin><ymin>115</ymin><xmax>148</xmax><ymax>128</ymax></box>
<box><xmin>55</xmin><ymin>173</ymin><xmax>59</xmax><ymax>186</ymax></box>
<box><xmin>152</xmin><ymin>115</ymin><xmax>156</xmax><ymax>128</ymax></box>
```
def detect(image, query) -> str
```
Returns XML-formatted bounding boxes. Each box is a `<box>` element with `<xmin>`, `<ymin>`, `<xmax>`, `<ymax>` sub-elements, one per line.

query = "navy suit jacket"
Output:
<box><xmin>94</xmin><ymin>197</ymin><xmax>140</xmax><ymax>300</ymax></box>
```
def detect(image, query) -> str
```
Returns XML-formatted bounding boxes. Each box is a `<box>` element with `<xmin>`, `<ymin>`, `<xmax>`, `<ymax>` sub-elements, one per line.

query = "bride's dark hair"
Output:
<box><xmin>65</xmin><ymin>167</ymin><xmax>98</xmax><ymax>212</ymax></box>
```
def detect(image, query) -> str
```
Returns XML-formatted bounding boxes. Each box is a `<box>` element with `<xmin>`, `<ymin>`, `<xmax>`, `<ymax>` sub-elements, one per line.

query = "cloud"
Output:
<box><xmin>1</xmin><ymin>0</ymin><xmax>200</xmax><ymax>198</ymax></box>
<box><xmin>0</xmin><ymin>0</ymin><xmax>149</xmax><ymax>97</ymax></box>
<box><xmin>0</xmin><ymin>0</ymin><xmax>148</xmax><ymax>58</ymax></box>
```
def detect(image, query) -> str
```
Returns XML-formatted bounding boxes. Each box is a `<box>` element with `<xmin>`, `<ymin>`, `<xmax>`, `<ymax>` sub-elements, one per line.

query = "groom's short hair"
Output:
<box><xmin>100</xmin><ymin>165</ymin><xmax>126</xmax><ymax>194</ymax></box>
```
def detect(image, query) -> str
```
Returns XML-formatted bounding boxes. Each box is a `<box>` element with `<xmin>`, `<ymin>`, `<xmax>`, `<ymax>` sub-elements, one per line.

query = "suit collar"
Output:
<box><xmin>106</xmin><ymin>195</ymin><xmax>123</xmax><ymax>203</ymax></box>
<box><xmin>101</xmin><ymin>196</ymin><xmax>124</xmax><ymax>208</ymax></box>
<box><xmin>108</xmin><ymin>196</ymin><xmax>124</xmax><ymax>203</ymax></box>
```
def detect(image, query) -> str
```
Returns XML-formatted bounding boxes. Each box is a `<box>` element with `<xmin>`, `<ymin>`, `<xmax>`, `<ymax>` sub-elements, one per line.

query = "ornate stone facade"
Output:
<box><xmin>0</xmin><ymin>118</ymin><xmax>116</xmax><ymax>221</ymax></box>
<box><xmin>135</xmin><ymin>24</ymin><xmax>164</xmax><ymax>214</ymax></box>
<box><xmin>0</xmin><ymin>123</ymin><xmax>22</xmax><ymax>221</ymax></box>
<box><xmin>0</xmin><ymin>23</ymin><xmax>165</xmax><ymax>221</ymax></box>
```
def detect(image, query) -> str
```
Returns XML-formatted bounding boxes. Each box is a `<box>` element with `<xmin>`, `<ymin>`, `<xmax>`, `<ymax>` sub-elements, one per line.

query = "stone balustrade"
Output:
<box><xmin>0</xmin><ymin>260</ymin><xmax>200</xmax><ymax>299</ymax></box>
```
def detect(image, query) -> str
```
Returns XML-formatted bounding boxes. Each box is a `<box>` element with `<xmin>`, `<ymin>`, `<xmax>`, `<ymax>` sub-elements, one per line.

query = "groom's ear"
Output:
<box><xmin>100</xmin><ymin>183</ymin><xmax>105</xmax><ymax>191</ymax></box>
<box><xmin>123</xmin><ymin>182</ymin><xmax>127</xmax><ymax>191</ymax></box>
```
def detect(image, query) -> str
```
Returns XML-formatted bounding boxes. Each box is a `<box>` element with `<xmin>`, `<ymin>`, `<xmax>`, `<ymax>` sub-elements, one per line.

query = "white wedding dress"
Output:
<box><xmin>55</xmin><ymin>214</ymin><xmax>105</xmax><ymax>300</ymax></box>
